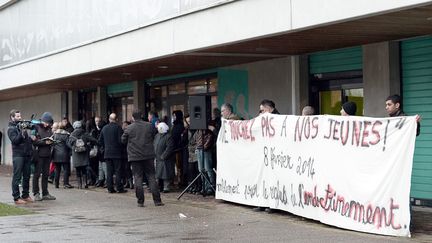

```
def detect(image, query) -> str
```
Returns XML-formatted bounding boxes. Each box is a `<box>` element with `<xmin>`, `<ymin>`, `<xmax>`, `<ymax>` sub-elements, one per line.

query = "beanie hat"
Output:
<box><xmin>72</xmin><ymin>121</ymin><xmax>82</xmax><ymax>129</ymax></box>
<box><xmin>41</xmin><ymin>112</ymin><xmax>53</xmax><ymax>124</ymax></box>
<box><xmin>342</xmin><ymin>101</ymin><xmax>357</xmax><ymax>116</ymax></box>
<box><xmin>157</xmin><ymin>122</ymin><xmax>169</xmax><ymax>134</ymax></box>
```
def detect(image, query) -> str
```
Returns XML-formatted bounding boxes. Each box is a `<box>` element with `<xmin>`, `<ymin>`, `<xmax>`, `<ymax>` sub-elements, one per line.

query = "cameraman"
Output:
<box><xmin>8</xmin><ymin>109</ymin><xmax>33</xmax><ymax>204</ymax></box>
<box><xmin>31</xmin><ymin>112</ymin><xmax>56</xmax><ymax>201</ymax></box>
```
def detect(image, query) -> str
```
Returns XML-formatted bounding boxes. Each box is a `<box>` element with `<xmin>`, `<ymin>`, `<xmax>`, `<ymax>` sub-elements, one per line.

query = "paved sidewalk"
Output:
<box><xmin>0</xmin><ymin>165</ymin><xmax>431</xmax><ymax>242</ymax></box>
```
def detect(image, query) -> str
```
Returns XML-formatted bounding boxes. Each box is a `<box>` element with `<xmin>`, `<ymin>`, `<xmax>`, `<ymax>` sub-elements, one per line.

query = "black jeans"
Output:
<box><xmin>33</xmin><ymin>156</ymin><xmax>50</xmax><ymax>196</ymax></box>
<box><xmin>106</xmin><ymin>159</ymin><xmax>124</xmax><ymax>192</ymax></box>
<box><xmin>12</xmin><ymin>156</ymin><xmax>31</xmax><ymax>201</ymax></box>
<box><xmin>131</xmin><ymin>160</ymin><xmax>161</xmax><ymax>205</ymax></box>
<box><xmin>53</xmin><ymin>162</ymin><xmax>71</xmax><ymax>186</ymax></box>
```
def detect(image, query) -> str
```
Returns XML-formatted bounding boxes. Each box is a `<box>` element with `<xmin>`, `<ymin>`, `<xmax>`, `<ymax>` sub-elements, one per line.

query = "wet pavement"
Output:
<box><xmin>0</xmin><ymin>165</ymin><xmax>431</xmax><ymax>243</ymax></box>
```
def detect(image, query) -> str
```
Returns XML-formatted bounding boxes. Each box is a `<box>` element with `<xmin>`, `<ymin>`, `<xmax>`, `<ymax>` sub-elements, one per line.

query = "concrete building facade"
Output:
<box><xmin>1</xmin><ymin>0</ymin><xmax>431</xmax><ymax>202</ymax></box>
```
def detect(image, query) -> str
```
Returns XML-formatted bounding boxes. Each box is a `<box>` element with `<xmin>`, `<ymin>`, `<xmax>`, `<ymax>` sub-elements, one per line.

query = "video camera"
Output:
<box><xmin>17</xmin><ymin>114</ymin><xmax>41</xmax><ymax>130</ymax></box>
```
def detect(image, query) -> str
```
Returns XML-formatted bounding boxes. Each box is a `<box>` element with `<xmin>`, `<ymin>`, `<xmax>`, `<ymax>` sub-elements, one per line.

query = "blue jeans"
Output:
<box><xmin>98</xmin><ymin>161</ymin><xmax>107</xmax><ymax>181</ymax></box>
<box><xmin>12</xmin><ymin>156</ymin><xmax>31</xmax><ymax>201</ymax></box>
<box><xmin>196</xmin><ymin>149</ymin><xmax>215</xmax><ymax>192</ymax></box>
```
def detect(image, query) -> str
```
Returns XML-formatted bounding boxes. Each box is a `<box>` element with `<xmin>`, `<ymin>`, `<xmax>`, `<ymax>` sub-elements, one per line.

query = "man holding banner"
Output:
<box><xmin>216</xmin><ymin>111</ymin><xmax>418</xmax><ymax>237</ymax></box>
<box><xmin>386</xmin><ymin>94</ymin><xmax>421</xmax><ymax>136</ymax></box>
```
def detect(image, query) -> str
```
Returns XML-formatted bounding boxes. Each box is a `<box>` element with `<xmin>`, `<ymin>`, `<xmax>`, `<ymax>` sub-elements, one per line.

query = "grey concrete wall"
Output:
<box><xmin>97</xmin><ymin>86</ymin><xmax>107</xmax><ymax>120</ymax></box>
<box><xmin>229</xmin><ymin>57</ymin><xmax>294</xmax><ymax>117</ymax></box>
<box><xmin>0</xmin><ymin>93</ymin><xmax>62</xmax><ymax>165</ymax></box>
<box><xmin>291</xmin><ymin>55</ymin><xmax>310</xmax><ymax>115</ymax></box>
<box><xmin>363</xmin><ymin>41</ymin><xmax>400</xmax><ymax>117</ymax></box>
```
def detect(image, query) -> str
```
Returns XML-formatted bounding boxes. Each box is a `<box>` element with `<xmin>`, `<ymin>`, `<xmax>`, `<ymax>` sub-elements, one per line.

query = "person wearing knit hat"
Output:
<box><xmin>154</xmin><ymin>122</ymin><xmax>175</xmax><ymax>193</ymax></box>
<box><xmin>40</xmin><ymin>112</ymin><xmax>54</xmax><ymax>125</ymax></box>
<box><xmin>32</xmin><ymin>111</ymin><xmax>56</xmax><ymax>201</ymax></box>
<box><xmin>72</xmin><ymin>121</ymin><xmax>82</xmax><ymax>129</ymax></box>
<box><xmin>340</xmin><ymin>101</ymin><xmax>357</xmax><ymax>116</ymax></box>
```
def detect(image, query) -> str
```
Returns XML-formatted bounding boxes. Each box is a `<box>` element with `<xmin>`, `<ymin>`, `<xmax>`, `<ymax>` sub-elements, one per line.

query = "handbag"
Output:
<box><xmin>89</xmin><ymin>145</ymin><xmax>98</xmax><ymax>158</ymax></box>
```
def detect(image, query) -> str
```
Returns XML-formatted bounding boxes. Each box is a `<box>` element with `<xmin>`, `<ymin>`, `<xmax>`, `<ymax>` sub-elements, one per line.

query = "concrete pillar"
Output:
<box><xmin>61</xmin><ymin>91</ymin><xmax>68</xmax><ymax>118</ymax></box>
<box><xmin>68</xmin><ymin>90</ymin><xmax>79</xmax><ymax>122</ymax></box>
<box><xmin>133</xmin><ymin>80</ymin><xmax>145</xmax><ymax>112</ymax></box>
<box><xmin>97</xmin><ymin>86</ymin><xmax>107</xmax><ymax>120</ymax></box>
<box><xmin>291</xmin><ymin>55</ymin><xmax>310</xmax><ymax>115</ymax></box>
<box><xmin>363</xmin><ymin>41</ymin><xmax>400</xmax><ymax>117</ymax></box>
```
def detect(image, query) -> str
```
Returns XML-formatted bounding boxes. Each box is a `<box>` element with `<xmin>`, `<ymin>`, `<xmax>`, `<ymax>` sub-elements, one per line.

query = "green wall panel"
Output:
<box><xmin>107</xmin><ymin>81</ymin><xmax>133</xmax><ymax>94</ymax></box>
<box><xmin>402</xmin><ymin>35</ymin><xmax>432</xmax><ymax>200</ymax></box>
<box><xmin>309</xmin><ymin>46</ymin><xmax>362</xmax><ymax>74</ymax></box>
<box><xmin>218</xmin><ymin>69</ymin><xmax>249</xmax><ymax>119</ymax></box>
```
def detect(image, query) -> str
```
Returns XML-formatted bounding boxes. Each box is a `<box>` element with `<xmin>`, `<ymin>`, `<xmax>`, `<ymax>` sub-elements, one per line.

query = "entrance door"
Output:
<box><xmin>167</xmin><ymin>95</ymin><xmax>186</xmax><ymax>124</ymax></box>
<box><xmin>311</xmin><ymin>71</ymin><xmax>363</xmax><ymax>115</ymax></box>
<box><xmin>108</xmin><ymin>95</ymin><xmax>133</xmax><ymax>123</ymax></box>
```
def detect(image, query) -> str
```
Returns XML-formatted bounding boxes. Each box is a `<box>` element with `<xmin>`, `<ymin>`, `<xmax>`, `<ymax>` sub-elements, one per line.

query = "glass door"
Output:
<box><xmin>311</xmin><ymin>70</ymin><xmax>363</xmax><ymax>115</ymax></box>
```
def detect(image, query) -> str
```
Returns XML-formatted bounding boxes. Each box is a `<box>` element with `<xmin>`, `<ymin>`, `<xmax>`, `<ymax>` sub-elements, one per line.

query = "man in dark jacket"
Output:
<box><xmin>8</xmin><ymin>109</ymin><xmax>34</xmax><ymax>204</ymax></box>
<box><xmin>99</xmin><ymin>113</ymin><xmax>127</xmax><ymax>193</ymax></box>
<box><xmin>122</xmin><ymin>110</ymin><xmax>163</xmax><ymax>207</ymax></box>
<box><xmin>171</xmin><ymin>110</ymin><xmax>185</xmax><ymax>186</ymax></box>
<box><xmin>31</xmin><ymin>112</ymin><xmax>56</xmax><ymax>201</ymax></box>
<box><xmin>61</xmin><ymin>117</ymin><xmax>74</xmax><ymax>133</ymax></box>
<box><xmin>385</xmin><ymin>94</ymin><xmax>421</xmax><ymax>136</ymax></box>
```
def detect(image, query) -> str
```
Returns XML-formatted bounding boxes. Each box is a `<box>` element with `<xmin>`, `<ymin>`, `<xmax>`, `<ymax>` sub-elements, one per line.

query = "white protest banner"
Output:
<box><xmin>216</xmin><ymin>114</ymin><xmax>417</xmax><ymax>237</ymax></box>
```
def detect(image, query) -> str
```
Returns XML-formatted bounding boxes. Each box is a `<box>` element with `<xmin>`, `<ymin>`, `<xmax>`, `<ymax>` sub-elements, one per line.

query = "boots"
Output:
<box><xmin>84</xmin><ymin>174</ymin><xmax>89</xmax><ymax>189</ymax></box>
<box><xmin>78</xmin><ymin>176</ymin><xmax>83</xmax><ymax>189</ymax></box>
<box><xmin>128</xmin><ymin>178</ymin><xmax>134</xmax><ymax>189</ymax></box>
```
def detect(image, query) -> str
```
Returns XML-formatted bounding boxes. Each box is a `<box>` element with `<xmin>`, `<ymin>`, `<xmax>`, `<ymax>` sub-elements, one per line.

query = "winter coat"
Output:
<box><xmin>121</xmin><ymin>120</ymin><xmax>155</xmax><ymax>162</ymax></box>
<box><xmin>52</xmin><ymin>129</ymin><xmax>71</xmax><ymax>163</ymax></box>
<box><xmin>32</xmin><ymin>124</ymin><xmax>53</xmax><ymax>158</ymax></box>
<box><xmin>171</xmin><ymin>110</ymin><xmax>185</xmax><ymax>151</ymax></box>
<box><xmin>68</xmin><ymin>128</ymin><xmax>97</xmax><ymax>168</ymax></box>
<box><xmin>99</xmin><ymin>122</ymin><xmax>124</xmax><ymax>159</ymax></box>
<box><xmin>154</xmin><ymin>133</ymin><xmax>175</xmax><ymax>180</ymax></box>
<box><xmin>194</xmin><ymin>129</ymin><xmax>215</xmax><ymax>151</ymax></box>
<box><xmin>390</xmin><ymin>109</ymin><xmax>421</xmax><ymax>136</ymax></box>
<box><xmin>7</xmin><ymin>121</ymin><xmax>33</xmax><ymax>157</ymax></box>
<box><xmin>187</xmin><ymin>130</ymin><xmax>198</xmax><ymax>163</ymax></box>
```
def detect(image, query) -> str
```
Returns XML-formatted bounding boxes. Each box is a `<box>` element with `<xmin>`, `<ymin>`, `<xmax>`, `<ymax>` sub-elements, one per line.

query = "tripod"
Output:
<box><xmin>177</xmin><ymin>129</ymin><xmax>216</xmax><ymax>200</ymax></box>
<box><xmin>177</xmin><ymin>169</ymin><xmax>215</xmax><ymax>200</ymax></box>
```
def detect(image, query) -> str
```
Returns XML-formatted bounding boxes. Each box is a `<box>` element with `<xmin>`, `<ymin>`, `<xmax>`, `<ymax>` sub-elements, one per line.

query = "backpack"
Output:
<box><xmin>71</xmin><ymin>136</ymin><xmax>86</xmax><ymax>153</ymax></box>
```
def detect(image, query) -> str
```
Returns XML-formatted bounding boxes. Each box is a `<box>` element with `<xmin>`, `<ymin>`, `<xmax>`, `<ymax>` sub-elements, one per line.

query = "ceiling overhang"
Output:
<box><xmin>1</xmin><ymin>4</ymin><xmax>432</xmax><ymax>101</ymax></box>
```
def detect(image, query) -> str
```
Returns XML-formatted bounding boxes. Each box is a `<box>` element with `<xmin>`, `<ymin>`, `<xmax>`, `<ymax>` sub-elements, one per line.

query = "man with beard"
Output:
<box><xmin>8</xmin><ymin>109</ymin><xmax>34</xmax><ymax>204</ymax></box>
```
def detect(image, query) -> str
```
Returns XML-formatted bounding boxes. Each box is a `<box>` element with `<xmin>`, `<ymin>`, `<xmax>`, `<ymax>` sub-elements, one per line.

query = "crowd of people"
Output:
<box><xmin>7</xmin><ymin>94</ymin><xmax>420</xmax><ymax>208</ymax></box>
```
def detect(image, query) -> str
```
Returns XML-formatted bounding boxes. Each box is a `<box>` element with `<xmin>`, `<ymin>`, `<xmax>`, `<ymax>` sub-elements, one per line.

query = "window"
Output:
<box><xmin>168</xmin><ymin>83</ymin><xmax>185</xmax><ymax>95</ymax></box>
<box><xmin>188</xmin><ymin>79</ymin><xmax>207</xmax><ymax>94</ymax></box>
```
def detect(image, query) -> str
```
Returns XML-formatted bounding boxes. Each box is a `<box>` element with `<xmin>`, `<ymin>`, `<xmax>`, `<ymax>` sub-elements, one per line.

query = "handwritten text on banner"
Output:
<box><xmin>216</xmin><ymin>114</ymin><xmax>417</xmax><ymax>237</ymax></box>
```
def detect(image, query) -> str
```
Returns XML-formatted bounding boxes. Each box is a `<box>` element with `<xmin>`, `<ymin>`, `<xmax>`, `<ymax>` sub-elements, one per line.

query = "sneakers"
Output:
<box><xmin>14</xmin><ymin>198</ymin><xmax>27</xmax><ymax>205</ymax></box>
<box><xmin>34</xmin><ymin>193</ymin><xmax>43</xmax><ymax>201</ymax></box>
<box><xmin>154</xmin><ymin>202</ymin><xmax>165</xmax><ymax>207</ymax></box>
<box><xmin>137</xmin><ymin>203</ymin><xmax>144</xmax><ymax>207</ymax></box>
<box><xmin>265</xmin><ymin>208</ymin><xmax>275</xmax><ymax>214</ymax></box>
<box><xmin>64</xmin><ymin>184</ymin><xmax>74</xmax><ymax>189</ymax></box>
<box><xmin>22</xmin><ymin>196</ymin><xmax>34</xmax><ymax>203</ymax></box>
<box><xmin>252</xmin><ymin>207</ymin><xmax>265</xmax><ymax>212</ymax></box>
<box><xmin>42</xmin><ymin>194</ymin><xmax>56</xmax><ymax>200</ymax></box>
